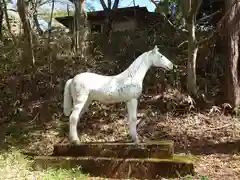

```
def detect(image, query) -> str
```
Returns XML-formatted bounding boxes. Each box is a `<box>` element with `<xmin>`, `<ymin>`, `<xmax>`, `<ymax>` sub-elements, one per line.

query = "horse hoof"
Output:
<box><xmin>71</xmin><ymin>140</ymin><xmax>81</xmax><ymax>145</ymax></box>
<box><xmin>133</xmin><ymin>139</ymin><xmax>140</xmax><ymax>144</ymax></box>
<box><xmin>136</xmin><ymin>140</ymin><xmax>141</xmax><ymax>144</ymax></box>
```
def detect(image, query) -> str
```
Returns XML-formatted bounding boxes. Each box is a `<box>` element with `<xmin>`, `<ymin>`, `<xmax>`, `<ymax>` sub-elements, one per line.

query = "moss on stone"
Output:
<box><xmin>33</xmin><ymin>155</ymin><xmax>196</xmax><ymax>179</ymax></box>
<box><xmin>52</xmin><ymin>140</ymin><xmax>174</xmax><ymax>159</ymax></box>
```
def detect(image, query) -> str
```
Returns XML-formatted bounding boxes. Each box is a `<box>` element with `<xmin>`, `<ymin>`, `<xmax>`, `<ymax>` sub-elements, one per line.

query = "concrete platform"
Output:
<box><xmin>52</xmin><ymin>140</ymin><xmax>174</xmax><ymax>159</ymax></box>
<box><xmin>33</xmin><ymin>155</ymin><xmax>196</xmax><ymax>179</ymax></box>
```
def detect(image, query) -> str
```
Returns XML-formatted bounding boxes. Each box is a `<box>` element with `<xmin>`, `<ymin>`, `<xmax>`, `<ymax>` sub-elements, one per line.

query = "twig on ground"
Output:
<box><xmin>204</xmin><ymin>124</ymin><xmax>232</xmax><ymax>132</ymax></box>
<box><xmin>30</xmin><ymin>112</ymin><xmax>39</xmax><ymax>123</ymax></box>
<box><xmin>0</xmin><ymin>82</ymin><xmax>6</xmax><ymax>86</ymax></box>
<box><xmin>208</xmin><ymin>106</ymin><xmax>221</xmax><ymax>115</ymax></box>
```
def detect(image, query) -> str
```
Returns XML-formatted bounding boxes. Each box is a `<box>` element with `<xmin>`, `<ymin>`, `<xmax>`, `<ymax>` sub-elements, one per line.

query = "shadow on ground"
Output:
<box><xmin>179</xmin><ymin>139</ymin><xmax>240</xmax><ymax>155</ymax></box>
<box><xmin>0</xmin><ymin>88</ymin><xmax>239</xmax><ymax>157</ymax></box>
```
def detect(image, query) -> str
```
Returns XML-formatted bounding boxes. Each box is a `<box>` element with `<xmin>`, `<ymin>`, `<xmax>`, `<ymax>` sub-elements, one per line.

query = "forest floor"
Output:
<box><xmin>0</xmin><ymin>93</ymin><xmax>240</xmax><ymax>180</ymax></box>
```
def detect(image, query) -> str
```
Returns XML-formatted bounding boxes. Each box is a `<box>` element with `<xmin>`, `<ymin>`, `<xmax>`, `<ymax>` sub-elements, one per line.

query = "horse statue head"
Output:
<box><xmin>149</xmin><ymin>45</ymin><xmax>174</xmax><ymax>70</ymax></box>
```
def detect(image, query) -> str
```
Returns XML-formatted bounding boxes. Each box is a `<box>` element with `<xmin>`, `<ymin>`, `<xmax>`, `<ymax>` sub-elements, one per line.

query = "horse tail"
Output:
<box><xmin>63</xmin><ymin>78</ymin><xmax>73</xmax><ymax>116</ymax></box>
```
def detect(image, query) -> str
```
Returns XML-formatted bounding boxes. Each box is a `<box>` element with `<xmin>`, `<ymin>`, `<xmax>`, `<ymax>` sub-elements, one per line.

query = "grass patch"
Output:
<box><xmin>42</xmin><ymin>168</ymin><xmax>88</xmax><ymax>180</ymax></box>
<box><xmin>0</xmin><ymin>149</ymin><xmax>89</xmax><ymax>180</ymax></box>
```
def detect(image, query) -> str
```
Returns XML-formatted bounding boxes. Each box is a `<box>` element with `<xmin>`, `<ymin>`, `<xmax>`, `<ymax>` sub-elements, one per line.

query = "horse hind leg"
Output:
<box><xmin>69</xmin><ymin>94</ymin><xmax>89</xmax><ymax>145</ymax></box>
<box><xmin>80</xmin><ymin>99</ymin><xmax>92</xmax><ymax>117</ymax></box>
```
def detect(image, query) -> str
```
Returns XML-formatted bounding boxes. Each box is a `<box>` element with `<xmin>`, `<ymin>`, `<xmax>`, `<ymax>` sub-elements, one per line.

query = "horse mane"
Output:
<box><xmin>118</xmin><ymin>51</ymin><xmax>150</xmax><ymax>76</ymax></box>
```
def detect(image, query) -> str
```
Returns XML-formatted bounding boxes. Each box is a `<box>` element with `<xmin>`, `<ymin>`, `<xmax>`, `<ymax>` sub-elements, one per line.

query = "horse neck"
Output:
<box><xmin>119</xmin><ymin>52</ymin><xmax>152</xmax><ymax>83</ymax></box>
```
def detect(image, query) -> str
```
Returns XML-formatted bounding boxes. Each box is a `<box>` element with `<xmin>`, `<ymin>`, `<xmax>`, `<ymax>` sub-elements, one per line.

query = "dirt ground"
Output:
<box><xmin>1</xmin><ymin>92</ymin><xmax>240</xmax><ymax>180</ymax></box>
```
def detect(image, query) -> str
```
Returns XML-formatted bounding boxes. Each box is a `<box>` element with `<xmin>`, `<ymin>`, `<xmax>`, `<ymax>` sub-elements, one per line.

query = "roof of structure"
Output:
<box><xmin>55</xmin><ymin>6</ymin><xmax>163</xmax><ymax>27</ymax></box>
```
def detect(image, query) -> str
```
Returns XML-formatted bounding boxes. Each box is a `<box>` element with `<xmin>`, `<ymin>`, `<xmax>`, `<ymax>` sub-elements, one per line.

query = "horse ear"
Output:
<box><xmin>152</xmin><ymin>45</ymin><xmax>158</xmax><ymax>53</ymax></box>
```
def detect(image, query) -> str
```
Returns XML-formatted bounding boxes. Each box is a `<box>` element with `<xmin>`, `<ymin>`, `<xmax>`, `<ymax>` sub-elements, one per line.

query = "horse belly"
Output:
<box><xmin>89</xmin><ymin>89</ymin><xmax>138</xmax><ymax>104</ymax></box>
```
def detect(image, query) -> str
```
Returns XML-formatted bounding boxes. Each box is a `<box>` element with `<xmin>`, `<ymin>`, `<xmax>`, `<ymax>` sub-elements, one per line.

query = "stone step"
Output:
<box><xmin>33</xmin><ymin>155</ymin><xmax>196</xmax><ymax>179</ymax></box>
<box><xmin>52</xmin><ymin>140</ymin><xmax>174</xmax><ymax>159</ymax></box>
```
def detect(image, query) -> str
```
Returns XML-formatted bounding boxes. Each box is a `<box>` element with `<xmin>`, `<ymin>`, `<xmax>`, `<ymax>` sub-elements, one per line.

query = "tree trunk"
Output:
<box><xmin>33</xmin><ymin>14</ymin><xmax>43</xmax><ymax>35</ymax></box>
<box><xmin>2</xmin><ymin>0</ymin><xmax>16</xmax><ymax>43</ymax></box>
<box><xmin>17</xmin><ymin>0</ymin><xmax>35</xmax><ymax>67</ymax></box>
<box><xmin>99</xmin><ymin>0</ymin><xmax>119</xmax><ymax>39</ymax></box>
<box><xmin>187</xmin><ymin>19</ymin><xmax>198</xmax><ymax>96</ymax></box>
<box><xmin>181</xmin><ymin>0</ymin><xmax>202</xmax><ymax>97</ymax></box>
<box><xmin>163</xmin><ymin>0</ymin><xmax>169</xmax><ymax>16</ymax></box>
<box><xmin>223</xmin><ymin>0</ymin><xmax>240</xmax><ymax>107</ymax></box>
<box><xmin>0</xmin><ymin>0</ymin><xmax>3</xmax><ymax>40</ymax></box>
<box><xmin>73</xmin><ymin>0</ymin><xmax>81</xmax><ymax>52</ymax></box>
<box><xmin>48</xmin><ymin>0</ymin><xmax>55</xmax><ymax>43</ymax></box>
<box><xmin>72</xmin><ymin>0</ymin><xmax>87</xmax><ymax>57</ymax></box>
<box><xmin>32</xmin><ymin>0</ymin><xmax>43</xmax><ymax>36</ymax></box>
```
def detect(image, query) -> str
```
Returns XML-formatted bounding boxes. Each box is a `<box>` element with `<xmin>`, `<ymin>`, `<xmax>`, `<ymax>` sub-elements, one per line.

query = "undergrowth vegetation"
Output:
<box><xmin>0</xmin><ymin>25</ymin><xmax>239</xmax><ymax>179</ymax></box>
<box><xmin>0</xmin><ymin>150</ymin><xmax>88</xmax><ymax>180</ymax></box>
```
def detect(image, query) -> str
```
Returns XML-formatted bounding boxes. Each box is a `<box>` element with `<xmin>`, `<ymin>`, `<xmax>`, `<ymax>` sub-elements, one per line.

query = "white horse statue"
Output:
<box><xmin>63</xmin><ymin>45</ymin><xmax>174</xmax><ymax>144</ymax></box>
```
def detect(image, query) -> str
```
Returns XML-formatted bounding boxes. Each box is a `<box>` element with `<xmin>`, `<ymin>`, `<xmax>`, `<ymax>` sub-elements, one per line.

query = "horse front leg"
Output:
<box><xmin>126</xmin><ymin>99</ymin><xmax>140</xmax><ymax>143</ymax></box>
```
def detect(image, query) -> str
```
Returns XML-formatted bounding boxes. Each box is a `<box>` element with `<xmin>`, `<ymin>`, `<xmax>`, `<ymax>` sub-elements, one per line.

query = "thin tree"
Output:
<box><xmin>222</xmin><ymin>0</ymin><xmax>240</xmax><ymax>107</ymax></box>
<box><xmin>48</xmin><ymin>0</ymin><xmax>55</xmax><ymax>44</ymax></box>
<box><xmin>0</xmin><ymin>0</ymin><xmax>3</xmax><ymax>40</ymax></box>
<box><xmin>2</xmin><ymin>0</ymin><xmax>16</xmax><ymax>43</ymax></box>
<box><xmin>99</xmin><ymin>0</ymin><xmax>120</xmax><ymax>37</ymax></box>
<box><xmin>151</xmin><ymin>0</ymin><xmax>202</xmax><ymax>97</ymax></box>
<box><xmin>72</xmin><ymin>0</ymin><xmax>87</xmax><ymax>56</ymax></box>
<box><xmin>180</xmin><ymin>0</ymin><xmax>203</xmax><ymax>97</ymax></box>
<box><xmin>31</xmin><ymin>0</ymin><xmax>43</xmax><ymax>35</ymax></box>
<box><xmin>17</xmin><ymin>0</ymin><xmax>35</xmax><ymax>67</ymax></box>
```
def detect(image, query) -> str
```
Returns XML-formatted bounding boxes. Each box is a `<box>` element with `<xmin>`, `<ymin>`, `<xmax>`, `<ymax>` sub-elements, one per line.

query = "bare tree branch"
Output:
<box><xmin>31</xmin><ymin>0</ymin><xmax>43</xmax><ymax>35</ymax></box>
<box><xmin>196</xmin><ymin>10</ymin><xmax>222</xmax><ymax>23</ymax></box>
<box><xmin>195</xmin><ymin>0</ymin><xmax>203</xmax><ymax>16</ymax></box>
<box><xmin>150</xmin><ymin>0</ymin><xmax>158</xmax><ymax>7</ymax></box>
<box><xmin>197</xmin><ymin>0</ymin><xmax>240</xmax><ymax>46</ymax></box>
<box><xmin>112</xmin><ymin>0</ymin><xmax>120</xmax><ymax>10</ymax></box>
<box><xmin>17</xmin><ymin>0</ymin><xmax>35</xmax><ymax>66</ymax></box>
<box><xmin>99</xmin><ymin>0</ymin><xmax>107</xmax><ymax>10</ymax></box>
<box><xmin>107</xmin><ymin>0</ymin><xmax>111</xmax><ymax>9</ymax></box>
<box><xmin>48</xmin><ymin>0</ymin><xmax>55</xmax><ymax>44</ymax></box>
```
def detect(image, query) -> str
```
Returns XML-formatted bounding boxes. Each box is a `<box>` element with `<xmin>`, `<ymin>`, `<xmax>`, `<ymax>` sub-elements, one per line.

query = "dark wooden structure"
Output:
<box><xmin>55</xmin><ymin>6</ymin><xmax>165</xmax><ymax>33</ymax></box>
